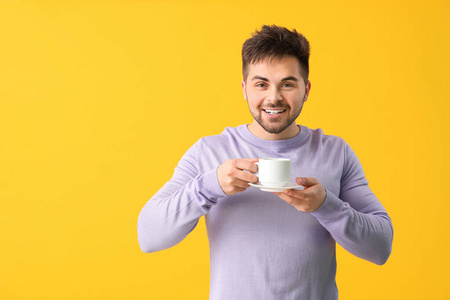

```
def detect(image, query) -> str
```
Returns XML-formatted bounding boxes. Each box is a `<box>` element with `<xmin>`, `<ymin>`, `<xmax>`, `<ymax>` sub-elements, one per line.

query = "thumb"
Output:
<box><xmin>296</xmin><ymin>177</ymin><xmax>319</xmax><ymax>187</ymax></box>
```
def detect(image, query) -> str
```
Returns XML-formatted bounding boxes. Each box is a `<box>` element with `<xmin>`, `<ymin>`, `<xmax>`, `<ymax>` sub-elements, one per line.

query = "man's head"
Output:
<box><xmin>242</xmin><ymin>25</ymin><xmax>310</xmax><ymax>84</ymax></box>
<box><xmin>241</xmin><ymin>25</ymin><xmax>312</xmax><ymax>140</ymax></box>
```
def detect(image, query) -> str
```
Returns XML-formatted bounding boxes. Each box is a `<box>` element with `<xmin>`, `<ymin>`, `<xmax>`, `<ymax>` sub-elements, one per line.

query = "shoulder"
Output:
<box><xmin>195</xmin><ymin>125</ymin><xmax>244</xmax><ymax>148</ymax></box>
<box><xmin>303</xmin><ymin>126</ymin><xmax>348</xmax><ymax>150</ymax></box>
<box><xmin>177</xmin><ymin>127</ymin><xmax>240</xmax><ymax>173</ymax></box>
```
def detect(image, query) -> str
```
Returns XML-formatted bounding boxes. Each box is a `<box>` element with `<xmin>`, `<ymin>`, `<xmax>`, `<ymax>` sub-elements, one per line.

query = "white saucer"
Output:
<box><xmin>249</xmin><ymin>182</ymin><xmax>303</xmax><ymax>192</ymax></box>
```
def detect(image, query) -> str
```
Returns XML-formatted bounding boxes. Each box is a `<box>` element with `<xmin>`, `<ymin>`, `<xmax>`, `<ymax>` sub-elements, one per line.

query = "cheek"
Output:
<box><xmin>247</xmin><ymin>94</ymin><xmax>263</xmax><ymax>106</ymax></box>
<box><xmin>248</xmin><ymin>99</ymin><xmax>260</xmax><ymax>110</ymax></box>
<box><xmin>253</xmin><ymin>91</ymin><xmax>268</xmax><ymax>102</ymax></box>
<box><xmin>287</xmin><ymin>92</ymin><xmax>304</xmax><ymax>104</ymax></box>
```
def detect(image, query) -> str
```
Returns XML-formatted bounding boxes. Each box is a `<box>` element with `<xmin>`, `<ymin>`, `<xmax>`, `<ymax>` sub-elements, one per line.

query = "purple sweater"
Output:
<box><xmin>137</xmin><ymin>125</ymin><xmax>393</xmax><ymax>299</ymax></box>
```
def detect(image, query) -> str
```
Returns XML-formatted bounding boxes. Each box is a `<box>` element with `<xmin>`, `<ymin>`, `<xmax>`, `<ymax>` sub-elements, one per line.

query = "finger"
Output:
<box><xmin>296</xmin><ymin>177</ymin><xmax>319</xmax><ymax>187</ymax></box>
<box><xmin>236</xmin><ymin>170</ymin><xmax>258</xmax><ymax>183</ymax></box>
<box><xmin>277</xmin><ymin>190</ymin><xmax>318</xmax><ymax>212</ymax></box>
<box><xmin>283</xmin><ymin>188</ymin><xmax>305</xmax><ymax>200</ymax></box>
<box><xmin>277</xmin><ymin>191</ymin><xmax>301</xmax><ymax>205</ymax></box>
<box><xmin>232</xmin><ymin>186</ymin><xmax>247</xmax><ymax>193</ymax></box>
<box><xmin>235</xmin><ymin>158</ymin><xmax>259</xmax><ymax>173</ymax></box>
<box><xmin>246</xmin><ymin>158</ymin><xmax>259</xmax><ymax>162</ymax></box>
<box><xmin>274</xmin><ymin>189</ymin><xmax>304</xmax><ymax>202</ymax></box>
<box><xmin>232</xmin><ymin>177</ymin><xmax>254</xmax><ymax>189</ymax></box>
<box><xmin>292</xmin><ymin>184</ymin><xmax>320</xmax><ymax>202</ymax></box>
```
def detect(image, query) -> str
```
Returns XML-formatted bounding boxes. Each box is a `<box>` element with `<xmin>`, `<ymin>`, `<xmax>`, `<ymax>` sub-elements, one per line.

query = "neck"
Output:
<box><xmin>247</xmin><ymin>122</ymin><xmax>301</xmax><ymax>140</ymax></box>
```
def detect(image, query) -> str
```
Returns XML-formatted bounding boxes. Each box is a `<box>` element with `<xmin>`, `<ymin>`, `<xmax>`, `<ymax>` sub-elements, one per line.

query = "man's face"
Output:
<box><xmin>242</xmin><ymin>56</ymin><xmax>311</xmax><ymax>140</ymax></box>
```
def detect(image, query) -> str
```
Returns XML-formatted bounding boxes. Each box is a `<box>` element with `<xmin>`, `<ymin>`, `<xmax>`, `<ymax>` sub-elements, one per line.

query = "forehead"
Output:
<box><xmin>247</xmin><ymin>56</ymin><xmax>302</xmax><ymax>79</ymax></box>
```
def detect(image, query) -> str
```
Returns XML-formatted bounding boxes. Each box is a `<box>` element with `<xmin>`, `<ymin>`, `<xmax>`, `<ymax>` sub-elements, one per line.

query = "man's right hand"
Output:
<box><xmin>217</xmin><ymin>158</ymin><xmax>259</xmax><ymax>195</ymax></box>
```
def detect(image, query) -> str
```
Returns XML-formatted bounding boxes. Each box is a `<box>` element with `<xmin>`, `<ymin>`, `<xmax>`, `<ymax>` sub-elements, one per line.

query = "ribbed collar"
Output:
<box><xmin>235</xmin><ymin>124</ymin><xmax>309</xmax><ymax>151</ymax></box>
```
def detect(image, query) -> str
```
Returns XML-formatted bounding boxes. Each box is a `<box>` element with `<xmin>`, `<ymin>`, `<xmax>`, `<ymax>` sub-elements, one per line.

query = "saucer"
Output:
<box><xmin>249</xmin><ymin>182</ymin><xmax>303</xmax><ymax>192</ymax></box>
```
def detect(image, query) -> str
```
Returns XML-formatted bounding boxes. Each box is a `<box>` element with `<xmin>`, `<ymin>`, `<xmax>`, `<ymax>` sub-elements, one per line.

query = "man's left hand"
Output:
<box><xmin>273</xmin><ymin>177</ymin><xmax>327</xmax><ymax>212</ymax></box>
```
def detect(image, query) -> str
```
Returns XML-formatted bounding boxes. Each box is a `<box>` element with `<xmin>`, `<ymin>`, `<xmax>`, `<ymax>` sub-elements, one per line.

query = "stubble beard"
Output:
<box><xmin>251</xmin><ymin>102</ymin><xmax>304</xmax><ymax>135</ymax></box>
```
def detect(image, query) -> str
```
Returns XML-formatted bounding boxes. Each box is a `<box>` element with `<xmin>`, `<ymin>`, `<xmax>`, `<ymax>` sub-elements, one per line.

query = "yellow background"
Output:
<box><xmin>1</xmin><ymin>0</ymin><xmax>449</xmax><ymax>299</ymax></box>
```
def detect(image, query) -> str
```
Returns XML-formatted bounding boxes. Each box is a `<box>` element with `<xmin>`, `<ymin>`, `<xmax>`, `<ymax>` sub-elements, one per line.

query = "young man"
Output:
<box><xmin>138</xmin><ymin>25</ymin><xmax>393</xmax><ymax>299</ymax></box>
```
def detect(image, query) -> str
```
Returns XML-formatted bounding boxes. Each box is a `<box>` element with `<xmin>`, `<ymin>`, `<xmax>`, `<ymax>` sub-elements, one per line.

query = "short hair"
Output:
<box><xmin>242</xmin><ymin>25</ymin><xmax>311</xmax><ymax>83</ymax></box>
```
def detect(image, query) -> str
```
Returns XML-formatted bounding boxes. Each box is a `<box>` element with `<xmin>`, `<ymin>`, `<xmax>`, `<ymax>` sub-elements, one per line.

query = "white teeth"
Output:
<box><xmin>264</xmin><ymin>109</ymin><xmax>285</xmax><ymax>115</ymax></box>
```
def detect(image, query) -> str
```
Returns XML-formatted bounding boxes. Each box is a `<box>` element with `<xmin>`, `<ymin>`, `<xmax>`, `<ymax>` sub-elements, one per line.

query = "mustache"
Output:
<box><xmin>261</xmin><ymin>102</ymin><xmax>289</xmax><ymax>109</ymax></box>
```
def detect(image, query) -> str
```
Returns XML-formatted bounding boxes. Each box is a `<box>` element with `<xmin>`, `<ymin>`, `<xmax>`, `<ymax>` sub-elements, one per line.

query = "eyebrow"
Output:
<box><xmin>251</xmin><ymin>75</ymin><xmax>299</xmax><ymax>82</ymax></box>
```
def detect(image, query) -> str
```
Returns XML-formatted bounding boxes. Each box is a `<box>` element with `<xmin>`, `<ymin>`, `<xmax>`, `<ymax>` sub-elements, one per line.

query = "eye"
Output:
<box><xmin>282</xmin><ymin>82</ymin><xmax>294</xmax><ymax>88</ymax></box>
<box><xmin>256</xmin><ymin>82</ymin><xmax>268</xmax><ymax>88</ymax></box>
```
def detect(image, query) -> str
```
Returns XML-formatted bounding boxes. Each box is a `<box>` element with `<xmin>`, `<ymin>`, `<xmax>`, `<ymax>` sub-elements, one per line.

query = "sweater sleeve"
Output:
<box><xmin>137</xmin><ymin>141</ymin><xmax>226</xmax><ymax>253</ymax></box>
<box><xmin>310</xmin><ymin>142</ymin><xmax>393</xmax><ymax>265</ymax></box>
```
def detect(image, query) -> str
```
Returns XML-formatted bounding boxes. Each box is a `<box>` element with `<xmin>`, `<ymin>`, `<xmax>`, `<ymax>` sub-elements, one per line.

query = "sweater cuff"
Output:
<box><xmin>310</xmin><ymin>189</ymin><xmax>344</xmax><ymax>221</ymax></box>
<box><xmin>196</xmin><ymin>167</ymin><xmax>227</xmax><ymax>203</ymax></box>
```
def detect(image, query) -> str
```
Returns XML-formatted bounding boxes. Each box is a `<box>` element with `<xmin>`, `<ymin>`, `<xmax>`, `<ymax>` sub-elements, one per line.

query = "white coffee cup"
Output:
<box><xmin>256</xmin><ymin>158</ymin><xmax>291</xmax><ymax>187</ymax></box>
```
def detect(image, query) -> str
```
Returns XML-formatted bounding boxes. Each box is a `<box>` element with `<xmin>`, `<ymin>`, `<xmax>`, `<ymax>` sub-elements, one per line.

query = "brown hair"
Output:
<box><xmin>242</xmin><ymin>25</ymin><xmax>311</xmax><ymax>83</ymax></box>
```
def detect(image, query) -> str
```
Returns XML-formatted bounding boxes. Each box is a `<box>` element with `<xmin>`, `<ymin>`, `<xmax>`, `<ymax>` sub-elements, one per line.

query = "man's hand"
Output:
<box><xmin>274</xmin><ymin>177</ymin><xmax>327</xmax><ymax>212</ymax></box>
<box><xmin>217</xmin><ymin>158</ymin><xmax>259</xmax><ymax>195</ymax></box>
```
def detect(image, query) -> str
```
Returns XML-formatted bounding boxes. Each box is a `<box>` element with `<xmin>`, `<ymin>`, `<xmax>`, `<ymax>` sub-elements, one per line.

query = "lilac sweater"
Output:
<box><xmin>137</xmin><ymin>125</ymin><xmax>393</xmax><ymax>299</ymax></box>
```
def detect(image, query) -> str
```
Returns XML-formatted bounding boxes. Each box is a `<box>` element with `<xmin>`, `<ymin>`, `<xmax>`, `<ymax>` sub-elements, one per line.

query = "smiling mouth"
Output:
<box><xmin>263</xmin><ymin>109</ymin><xmax>286</xmax><ymax>115</ymax></box>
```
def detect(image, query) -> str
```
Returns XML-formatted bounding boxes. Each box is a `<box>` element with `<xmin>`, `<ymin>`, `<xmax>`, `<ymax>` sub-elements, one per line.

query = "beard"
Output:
<box><xmin>250</xmin><ymin>101</ymin><xmax>304</xmax><ymax>134</ymax></box>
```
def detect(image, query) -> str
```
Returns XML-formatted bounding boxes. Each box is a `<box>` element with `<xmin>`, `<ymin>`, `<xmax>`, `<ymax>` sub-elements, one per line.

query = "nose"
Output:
<box><xmin>266</xmin><ymin>87</ymin><xmax>283</xmax><ymax>102</ymax></box>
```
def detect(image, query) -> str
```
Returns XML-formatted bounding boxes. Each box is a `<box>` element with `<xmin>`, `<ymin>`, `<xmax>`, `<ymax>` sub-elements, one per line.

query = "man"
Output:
<box><xmin>138</xmin><ymin>25</ymin><xmax>393</xmax><ymax>299</ymax></box>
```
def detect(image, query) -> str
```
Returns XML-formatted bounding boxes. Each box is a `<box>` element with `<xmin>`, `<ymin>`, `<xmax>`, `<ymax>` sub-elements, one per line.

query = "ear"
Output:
<box><xmin>241</xmin><ymin>80</ymin><xmax>248</xmax><ymax>101</ymax></box>
<box><xmin>303</xmin><ymin>80</ymin><xmax>311</xmax><ymax>102</ymax></box>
